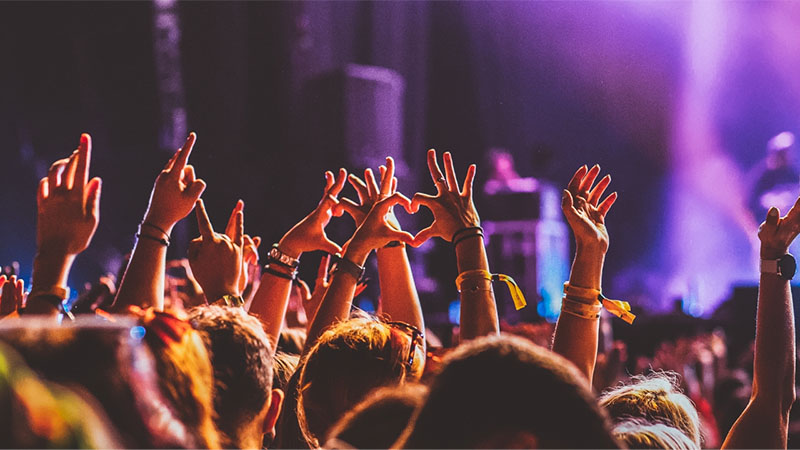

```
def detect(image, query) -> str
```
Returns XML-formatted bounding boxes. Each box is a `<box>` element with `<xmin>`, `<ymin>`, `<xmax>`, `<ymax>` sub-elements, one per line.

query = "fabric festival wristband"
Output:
<box><xmin>563</xmin><ymin>282</ymin><xmax>636</xmax><ymax>324</ymax></box>
<box><xmin>561</xmin><ymin>297</ymin><xmax>602</xmax><ymax>320</ymax></box>
<box><xmin>456</xmin><ymin>269</ymin><xmax>527</xmax><ymax>310</ymax></box>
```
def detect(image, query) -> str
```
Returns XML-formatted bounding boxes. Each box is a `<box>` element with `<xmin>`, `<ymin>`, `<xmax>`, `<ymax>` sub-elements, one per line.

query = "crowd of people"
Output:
<box><xmin>1</xmin><ymin>132</ymin><xmax>798</xmax><ymax>449</ymax></box>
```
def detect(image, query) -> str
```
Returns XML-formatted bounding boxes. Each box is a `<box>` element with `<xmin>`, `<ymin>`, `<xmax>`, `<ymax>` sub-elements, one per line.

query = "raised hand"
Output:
<box><xmin>278</xmin><ymin>169</ymin><xmax>348</xmax><ymax>258</ymax></box>
<box><xmin>410</xmin><ymin>149</ymin><xmax>479</xmax><ymax>246</ymax></box>
<box><xmin>562</xmin><ymin>164</ymin><xmax>617</xmax><ymax>252</ymax></box>
<box><xmin>36</xmin><ymin>133</ymin><xmax>102</xmax><ymax>255</ymax></box>
<box><xmin>0</xmin><ymin>275</ymin><xmax>24</xmax><ymax>317</ymax></box>
<box><xmin>346</xmin><ymin>159</ymin><xmax>415</xmax><ymax>258</ymax></box>
<box><xmin>188</xmin><ymin>199</ymin><xmax>243</xmax><ymax>302</ymax></box>
<box><xmin>143</xmin><ymin>133</ymin><xmax>207</xmax><ymax>233</ymax></box>
<box><xmin>224</xmin><ymin>200</ymin><xmax>262</xmax><ymax>294</ymax></box>
<box><xmin>758</xmin><ymin>201</ymin><xmax>800</xmax><ymax>259</ymax></box>
<box><xmin>335</xmin><ymin>157</ymin><xmax>402</xmax><ymax>231</ymax></box>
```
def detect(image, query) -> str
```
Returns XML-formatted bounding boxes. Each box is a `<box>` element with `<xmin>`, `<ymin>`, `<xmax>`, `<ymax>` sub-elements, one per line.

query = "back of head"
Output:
<box><xmin>0</xmin><ymin>317</ymin><xmax>191</xmax><ymax>448</ymax></box>
<box><xmin>188</xmin><ymin>305</ymin><xmax>274</xmax><ymax>443</ymax></box>
<box><xmin>297</xmin><ymin>316</ymin><xmax>423</xmax><ymax>447</ymax></box>
<box><xmin>613</xmin><ymin>419</ymin><xmax>699</xmax><ymax>449</ymax></box>
<box><xmin>324</xmin><ymin>383</ymin><xmax>427</xmax><ymax>449</ymax></box>
<box><xmin>599</xmin><ymin>372</ymin><xmax>700</xmax><ymax>446</ymax></box>
<box><xmin>399</xmin><ymin>334</ymin><xmax>619</xmax><ymax>449</ymax></box>
<box><xmin>273</xmin><ymin>351</ymin><xmax>300</xmax><ymax>392</ymax></box>
<box><xmin>137</xmin><ymin>308</ymin><xmax>219</xmax><ymax>448</ymax></box>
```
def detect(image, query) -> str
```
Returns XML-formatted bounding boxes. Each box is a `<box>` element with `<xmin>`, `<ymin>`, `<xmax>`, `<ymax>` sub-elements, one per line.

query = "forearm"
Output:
<box><xmin>455</xmin><ymin>235</ymin><xmax>499</xmax><ymax>340</ymax></box>
<box><xmin>752</xmin><ymin>273</ymin><xmax>796</xmax><ymax>411</ymax></box>
<box><xmin>26</xmin><ymin>250</ymin><xmax>75</xmax><ymax>315</ymax></box>
<box><xmin>551</xmin><ymin>246</ymin><xmax>605</xmax><ymax>386</ymax></box>
<box><xmin>376</xmin><ymin>245</ymin><xmax>424</xmax><ymax>331</ymax></box>
<box><xmin>249</xmin><ymin>270</ymin><xmax>293</xmax><ymax>350</ymax></box>
<box><xmin>303</xmin><ymin>243</ymin><xmax>368</xmax><ymax>355</ymax></box>
<box><xmin>112</xmin><ymin>239</ymin><xmax>168</xmax><ymax>312</ymax></box>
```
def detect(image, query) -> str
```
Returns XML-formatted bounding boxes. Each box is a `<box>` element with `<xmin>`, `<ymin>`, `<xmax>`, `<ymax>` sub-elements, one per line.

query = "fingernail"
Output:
<box><xmin>769</xmin><ymin>207</ymin><xmax>779</xmax><ymax>217</ymax></box>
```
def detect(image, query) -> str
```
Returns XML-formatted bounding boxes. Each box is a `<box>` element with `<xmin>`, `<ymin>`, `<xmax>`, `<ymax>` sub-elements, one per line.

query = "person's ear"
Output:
<box><xmin>263</xmin><ymin>388</ymin><xmax>285</xmax><ymax>436</ymax></box>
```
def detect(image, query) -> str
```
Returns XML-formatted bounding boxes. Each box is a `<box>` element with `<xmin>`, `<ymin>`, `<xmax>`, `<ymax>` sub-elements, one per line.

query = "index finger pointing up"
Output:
<box><xmin>195</xmin><ymin>199</ymin><xmax>215</xmax><ymax>239</ymax></box>
<box><xmin>75</xmin><ymin>133</ymin><xmax>91</xmax><ymax>195</ymax></box>
<box><xmin>173</xmin><ymin>132</ymin><xmax>197</xmax><ymax>175</ymax></box>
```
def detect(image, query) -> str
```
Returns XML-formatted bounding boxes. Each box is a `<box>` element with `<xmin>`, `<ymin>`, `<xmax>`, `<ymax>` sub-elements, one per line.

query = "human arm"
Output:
<box><xmin>551</xmin><ymin>165</ymin><xmax>617</xmax><ymax>386</ymax></box>
<box><xmin>722</xmin><ymin>203</ymin><xmax>798</xmax><ymax>449</ymax></box>
<box><xmin>411</xmin><ymin>150</ymin><xmax>495</xmax><ymax>340</ymax></box>
<box><xmin>336</xmin><ymin>158</ymin><xmax>424</xmax><ymax>332</ymax></box>
<box><xmin>111</xmin><ymin>133</ymin><xmax>206</xmax><ymax>312</ymax></box>
<box><xmin>247</xmin><ymin>169</ymin><xmax>347</xmax><ymax>347</ymax></box>
<box><xmin>304</xmin><ymin>165</ymin><xmax>415</xmax><ymax>355</ymax></box>
<box><xmin>27</xmin><ymin>134</ymin><xmax>101</xmax><ymax>316</ymax></box>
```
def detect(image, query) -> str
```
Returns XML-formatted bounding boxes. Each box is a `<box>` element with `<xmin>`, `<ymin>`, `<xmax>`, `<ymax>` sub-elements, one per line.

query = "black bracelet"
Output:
<box><xmin>453</xmin><ymin>231</ymin><xmax>484</xmax><ymax>247</ymax></box>
<box><xmin>136</xmin><ymin>232</ymin><xmax>169</xmax><ymax>247</ymax></box>
<box><xmin>264</xmin><ymin>265</ymin><xmax>296</xmax><ymax>281</ymax></box>
<box><xmin>451</xmin><ymin>226</ymin><xmax>483</xmax><ymax>243</ymax></box>
<box><xmin>141</xmin><ymin>222</ymin><xmax>170</xmax><ymax>240</ymax></box>
<box><xmin>331</xmin><ymin>256</ymin><xmax>366</xmax><ymax>282</ymax></box>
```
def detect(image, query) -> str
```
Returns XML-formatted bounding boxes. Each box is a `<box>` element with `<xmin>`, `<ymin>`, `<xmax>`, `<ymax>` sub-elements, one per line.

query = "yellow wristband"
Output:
<box><xmin>456</xmin><ymin>269</ymin><xmax>527</xmax><ymax>310</ymax></box>
<box><xmin>563</xmin><ymin>282</ymin><xmax>636</xmax><ymax>324</ymax></box>
<box><xmin>561</xmin><ymin>297</ymin><xmax>602</xmax><ymax>320</ymax></box>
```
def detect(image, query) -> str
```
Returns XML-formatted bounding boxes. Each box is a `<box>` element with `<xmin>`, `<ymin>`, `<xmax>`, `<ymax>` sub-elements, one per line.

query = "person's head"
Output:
<box><xmin>599</xmin><ymin>372</ymin><xmax>701</xmax><ymax>446</ymax></box>
<box><xmin>296</xmin><ymin>315</ymin><xmax>424</xmax><ymax>447</ymax></box>
<box><xmin>0</xmin><ymin>317</ymin><xmax>192</xmax><ymax>448</ymax></box>
<box><xmin>612</xmin><ymin>419</ymin><xmax>699</xmax><ymax>449</ymax></box>
<box><xmin>273</xmin><ymin>351</ymin><xmax>300</xmax><ymax>392</ymax></box>
<box><xmin>135</xmin><ymin>307</ymin><xmax>220</xmax><ymax>448</ymax></box>
<box><xmin>397</xmin><ymin>334</ymin><xmax>619</xmax><ymax>449</ymax></box>
<box><xmin>324</xmin><ymin>383</ymin><xmax>428</xmax><ymax>449</ymax></box>
<box><xmin>188</xmin><ymin>305</ymin><xmax>283</xmax><ymax>449</ymax></box>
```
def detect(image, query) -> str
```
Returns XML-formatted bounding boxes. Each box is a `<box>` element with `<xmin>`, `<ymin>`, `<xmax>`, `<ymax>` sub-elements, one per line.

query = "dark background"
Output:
<box><xmin>2</xmin><ymin>1</ymin><xmax>798</xmax><ymax>317</ymax></box>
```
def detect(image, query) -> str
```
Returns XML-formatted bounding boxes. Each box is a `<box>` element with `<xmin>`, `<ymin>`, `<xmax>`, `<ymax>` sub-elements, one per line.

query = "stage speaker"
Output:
<box><xmin>302</xmin><ymin>64</ymin><xmax>407</xmax><ymax>175</ymax></box>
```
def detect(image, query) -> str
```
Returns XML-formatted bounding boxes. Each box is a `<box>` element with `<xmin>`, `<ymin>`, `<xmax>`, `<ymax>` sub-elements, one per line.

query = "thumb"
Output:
<box><xmin>320</xmin><ymin>235</ymin><xmax>342</xmax><ymax>255</ymax></box>
<box><xmin>766</xmin><ymin>207</ymin><xmax>780</xmax><ymax>227</ymax></box>
<box><xmin>86</xmin><ymin>177</ymin><xmax>102</xmax><ymax>219</ymax></box>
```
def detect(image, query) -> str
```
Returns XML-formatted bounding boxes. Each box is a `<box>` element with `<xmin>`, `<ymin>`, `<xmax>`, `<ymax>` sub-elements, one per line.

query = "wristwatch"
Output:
<box><xmin>760</xmin><ymin>254</ymin><xmax>797</xmax><ymax>280</ymax></box>
<box><xmin>268</xmin><ymin>244</ymin><xmax>300</xmax><ymax>269</ymax></box>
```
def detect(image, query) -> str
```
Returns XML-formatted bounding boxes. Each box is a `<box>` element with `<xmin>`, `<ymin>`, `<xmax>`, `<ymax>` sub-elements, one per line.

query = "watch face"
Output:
<box><xmin>779</xmin><ymin>254</ymin><xmax>797</xmax><ymax>280</ymax></box>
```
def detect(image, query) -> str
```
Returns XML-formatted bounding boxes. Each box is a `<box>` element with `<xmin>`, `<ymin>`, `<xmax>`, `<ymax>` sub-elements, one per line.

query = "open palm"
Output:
<box><xmin>562</xmin><ymin>164</ymin><xmax>617</xmax><ymax>252</ymax></box>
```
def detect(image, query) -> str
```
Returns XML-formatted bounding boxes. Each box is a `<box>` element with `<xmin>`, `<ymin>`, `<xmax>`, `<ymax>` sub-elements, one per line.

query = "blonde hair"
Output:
<box><xmin>599</xmin><ymin>372</ymin><xmax>700</xmax><ymax>446</ymax></box>
<box><xmin>297</xmin><ymin>316</ymin><xmax>423</xmax><ymax>447</ymax></box>
<box><xmin>613</xmin><ymin>419</ymin><xmax>699</xmax><ymax>449</ymax></box>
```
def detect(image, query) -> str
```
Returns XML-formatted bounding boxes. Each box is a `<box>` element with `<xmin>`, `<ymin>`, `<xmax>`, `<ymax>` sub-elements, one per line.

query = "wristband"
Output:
<box><xmin>268</xmin><ymin>244</ymin><xmax>300</xmax><ymax>269</ymax></box>
<box><xmin>451</xmin><ymin>226</ymin><xmax>483</xmax><ymax>243</ymax></box>
<box><xmin>141</xmin><ymin>222</ymin><xmax>171</xmax><ymax>240</ymax></box>
<box><xmin>563</xmin><ymin>282</ymin><xmax>635</xmax><ymax>324</ymax></box>
<box><xmin>453</xmin><ymin>231</ymin><xmax>484</xmax><ymax>247</ymax></box>
<box><xmin>136</xmin><ymin>233</ymin><xmax>169</xmax><ymax>247</ymax></box>
<box><xmin>27</xmin><ymin>287</ymin><xmax>75</xmax><ymax>321</ymax></box>
<box><xmin>455</xmin><ymin>269</ymin><xmax>527</xmax><ymax>310</ymax></box>
<box><xmin>216</xmin><ymin>294</ymin><xmax>245</xmax><ymax>308</ymax></box>
<box><xmin>264</xmin><ymin>265</ymin><xmax>297</xmax><ymax>281</ymax></box>
<box><xmin>331</xmin><ymin>256</ymin><xmax>366</xmax><ymax>282</ymax></box>
<box><xmin>560</xmin><ymin>297</ymin><xmax>602</xmax><ymax>320</ymax></box>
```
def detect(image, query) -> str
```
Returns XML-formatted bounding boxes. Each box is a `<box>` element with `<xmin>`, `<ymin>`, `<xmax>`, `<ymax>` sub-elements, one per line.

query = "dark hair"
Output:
<box><xmin>0</xmin><ymin>317</ymin><xmax>192</xmax><ymax>448</ymax></box>
<box><xmin>398</xmin><ymin>334</ymin><xmax>620</xmax><ymax>448</ymax></box>
<box><xmin>188</xmin><ymin>305</ymin><xmax>274</xmax><ymax>442</ymax></box>
<box><xmin>325</xmin><ymin>383</ymin><xmax>427</xmax><ymax>449</ymax></box>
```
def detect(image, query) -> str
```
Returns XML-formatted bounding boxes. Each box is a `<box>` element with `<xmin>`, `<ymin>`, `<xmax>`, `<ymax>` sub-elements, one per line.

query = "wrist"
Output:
<box><xmin>761</xmin><ymin>245</ymin><xmax>789</xmax><ymax>260</ymax></box>
<box><xmin>204</xmin><ymin>285</ymin><xmax>241</xmax><ymax>302</ymax></box>
<box><xmin>277</xmin><ymin>234</ymin><xmax>303</xmax><ymax>259</ymax></box>
<box><xmin>343</xmin><ymin>241</ymin><xmax>370</xmax><ymax>267</ymax></box>
<box><xmin>142</xmin><ymin>213</ymin><xmax>176</xmax><ymax>235</ymax></box>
